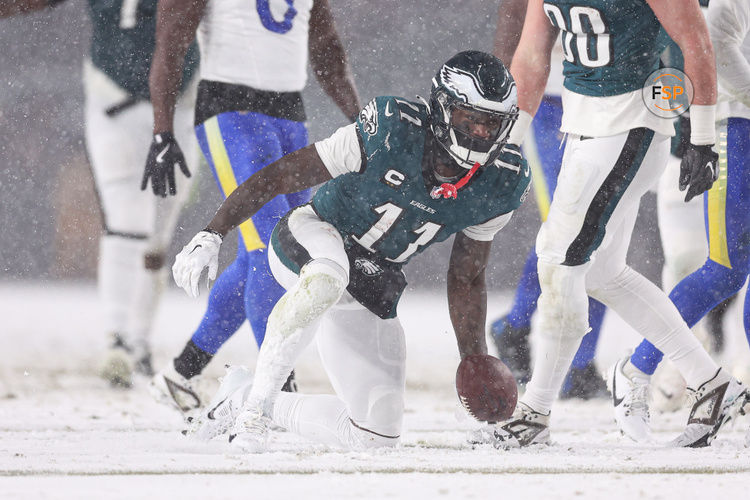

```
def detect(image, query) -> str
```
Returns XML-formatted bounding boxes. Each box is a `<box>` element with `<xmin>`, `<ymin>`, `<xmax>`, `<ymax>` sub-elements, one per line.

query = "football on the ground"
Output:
<box><xmin>456</xmin><ymin>354</ymin><xmax>518</xmax><ymax>422</ymax></box>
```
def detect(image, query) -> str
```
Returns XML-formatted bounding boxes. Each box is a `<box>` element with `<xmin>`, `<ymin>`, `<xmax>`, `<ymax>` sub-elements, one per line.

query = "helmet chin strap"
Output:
<box><xmin>430</xmin><ymin>161</ymin><xmax>481</xmax><ymax>200</ymax></box>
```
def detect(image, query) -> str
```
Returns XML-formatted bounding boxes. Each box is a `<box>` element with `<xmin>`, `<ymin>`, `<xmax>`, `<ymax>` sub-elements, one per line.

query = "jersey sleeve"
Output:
<box><xmin>461</xmin><ymin>212</ymin><xmax>514</xmax><ymax>241</ymax></box>
<box><xmin>314</xmin><ymin>123</ymin><xmax>364</xmax><ymax>178</ymax></box>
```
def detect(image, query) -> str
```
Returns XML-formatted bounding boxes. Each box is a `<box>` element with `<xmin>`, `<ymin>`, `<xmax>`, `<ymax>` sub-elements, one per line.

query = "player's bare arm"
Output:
<box><xmin>509</xmin><ymin>0</ymin><xmax>557</xmax><ymax>116</ymax></box>
<box><xmin>206</xmin><ymin>145</ymin><xmax>332</xmax><ymax>237</ymax></box>
<box><xmin>646</xmin><ymin>0</ymin><xmax>717</xmax><ymax>106</ymax></box>
<box><xmin>0</xmin><ymin>0</ymin><xmax>54</xmax><ymax>18</ymax></box>
<box><xmin>150</xmin><ymin>0</ymin><xmax>207</xmax><ymax>134</ymax></box>
<box><xmin>142</xmin><ymin>0</ymin><xmax>205</xmax><ymax>196</ymax></box>
<box><xmin>647</xmin><ymin>0</ymin><xmax>720</xmax><ymax>201</ymax></box>
<box><xmin>308</xmin><ymin>0</ymin><xmax>361</xmax><ymax>121</ymax></box>
<box><xmin>493</xmin><ymin>0</ymin><xmax>529</xmax><ymax>67</ymax></box>
<box><xmin>447</xmin><ymin>233</ymin><xmax>492</xmax><ymax>359</ymax></box>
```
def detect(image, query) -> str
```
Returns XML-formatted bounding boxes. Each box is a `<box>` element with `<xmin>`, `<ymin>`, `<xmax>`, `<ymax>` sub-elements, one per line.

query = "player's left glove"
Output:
<box><xmin>679</xmin><ymin>143</ymin><xmax>719</xmax><ymax>202</ymax></box>
<box><xmin>494</xmin><ymin>144</ymin><xmax>529</xmax><ymax>176</ymax></box>
<box><xmin>141</xmin><ymin>132</ymin><xmax>191</xmax><ymax>197</ymax></box>
<box><xmin>173</xmin><ymin>230</ymin><xmax>223</xmax><ymax>298</ymax></box>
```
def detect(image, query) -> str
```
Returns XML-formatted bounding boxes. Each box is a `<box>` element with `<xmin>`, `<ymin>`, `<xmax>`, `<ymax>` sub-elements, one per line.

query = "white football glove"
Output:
<box><xmin>173</xmin><ymin>230</ymin><xmax>223</xmax><ymax>298</ymax></box>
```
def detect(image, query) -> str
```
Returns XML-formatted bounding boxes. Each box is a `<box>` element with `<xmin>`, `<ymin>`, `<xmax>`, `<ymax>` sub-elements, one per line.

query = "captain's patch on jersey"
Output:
<box><xmin>359</xmin><ymin>99</ymin><xmax>379</xmax><ymax>136</ymax></box>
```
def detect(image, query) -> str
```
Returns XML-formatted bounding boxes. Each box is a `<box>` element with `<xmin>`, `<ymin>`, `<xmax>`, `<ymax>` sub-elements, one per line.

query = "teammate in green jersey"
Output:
<box><xmin>492</xmin><ymin>0</ymin><xmax>747</xmax><ymax>449</ymax></box>
<box><xmin>171</xmin><ymin>51</ymin><xmax>531</xmax><ymax>452</ymax></box>
<box><xmin>1</xmin><ymin>0</ymin><xmax>199</xmax><ymax>387</ymax></box>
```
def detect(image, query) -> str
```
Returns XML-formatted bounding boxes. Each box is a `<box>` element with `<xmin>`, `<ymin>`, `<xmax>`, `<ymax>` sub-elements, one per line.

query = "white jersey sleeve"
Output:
<box><xmin>461</xmin><ymin>212</ymin><xmax>513</xmax><ymax>242</ymax></box>
<box><xmin>708</xmin><ymin>0</ymin><xmax>750</xmax><ymax>111</ymax></box>
<box><xmin>314</xmin><ymin>123</ymin><xmax>363</xmax><ymax>178</ymax></box>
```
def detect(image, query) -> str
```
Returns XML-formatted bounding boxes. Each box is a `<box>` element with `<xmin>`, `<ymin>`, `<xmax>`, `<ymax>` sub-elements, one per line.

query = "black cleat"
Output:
<box><xmin>489</xmin><ymin>316</ymin><xmax>531</xmax><ymax>385</ymax></box>
<box><xmin>560</xmin><ymin>362</ymin><xmax>608</xmax><ymax>400</ymax></box>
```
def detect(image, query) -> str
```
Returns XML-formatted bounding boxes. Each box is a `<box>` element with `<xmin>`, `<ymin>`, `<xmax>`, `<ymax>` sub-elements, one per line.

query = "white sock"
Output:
<box><xmin>590</xmin><ymin>266</ymin><xmax>719</xmax><ymax>388</ymax></box>
<box><xmin>272</xmin><ymin>392</ymin><xmax>351</xmax><ymax>448</ymax></box>
<box><xmin>98</xmin><ymin>235</ymin><xmax>147</xmax><ymax>338</ymax></box>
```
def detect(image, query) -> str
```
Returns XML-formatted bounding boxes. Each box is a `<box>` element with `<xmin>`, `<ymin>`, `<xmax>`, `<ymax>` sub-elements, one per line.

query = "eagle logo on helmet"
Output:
<box><xmin>439</xmin><ymin>65</ymin><xmax>486</xmax><ymax>104</ymax></box>
<box><xmin>439</xmin><ymin>64</ymin><xmax>515</xmax><ymax>107</ymax></box>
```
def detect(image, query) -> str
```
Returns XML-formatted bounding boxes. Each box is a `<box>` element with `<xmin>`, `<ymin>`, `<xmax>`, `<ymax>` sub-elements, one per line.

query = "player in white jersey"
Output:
<box><xmin>144</xmin><ymin>0</ymin><xmax>360</xmax><ymax>412</ymax></box>
<box><xmin>491</xmin><ymin>0</ymin><xmax>748</xmax><ymax>449</ymax></box>
<box><xmin>1</xmin><ymin>0</ymin><xmax>199</xmax><ymax>387</ymax></box>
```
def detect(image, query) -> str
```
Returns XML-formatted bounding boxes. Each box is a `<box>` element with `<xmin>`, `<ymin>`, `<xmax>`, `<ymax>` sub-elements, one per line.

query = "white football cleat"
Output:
<box><xmin>185</xmin><ymin>365</ymin><xmax>254</xmax><ymax>441</ymax></box>
<box><xmin>228</xmin><ymin>405</ymin><xmax>271</xmax><ymax>453</ymax></box>
<box><xmin>671</xmin><ymin>369</ymin><xmax>749</xmax><ymax>448</ymax></box>
<box><xmin>149</xmin><ymin>364</ymin><xmax>203</xmax><ymax>414</ymax></box>
<box><xmin>608</xmin><ymin>356</ymin><xmax>653</xmax><ymax>442</ymax></box>
<box><xmin>492</xmin><ymin>402</ymin><xmax>550</xmax><ymax>449</ymax></box>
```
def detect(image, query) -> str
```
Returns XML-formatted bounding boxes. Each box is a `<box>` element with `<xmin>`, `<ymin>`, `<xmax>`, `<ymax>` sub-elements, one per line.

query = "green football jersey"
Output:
<box><xmin>88</xmin><ymin>0</ymin><xmax>198</xmax><ymax>99</ymax></box>
<box><xmin>543</xmin><ymin>0</ymin><xmax>668</xmax><ymax>97</ymax></box>
<box><xmin>312</xmin><ymin>96</ymin><xmax>530</xmax><ymax>265</ymax></box>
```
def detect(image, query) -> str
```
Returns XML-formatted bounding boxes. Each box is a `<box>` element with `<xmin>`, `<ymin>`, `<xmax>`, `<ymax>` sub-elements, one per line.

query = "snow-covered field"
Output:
<box><xmin>1</xmin><ymin>283</ymin><xmax>749</xmax><ymax>499</ymax></box>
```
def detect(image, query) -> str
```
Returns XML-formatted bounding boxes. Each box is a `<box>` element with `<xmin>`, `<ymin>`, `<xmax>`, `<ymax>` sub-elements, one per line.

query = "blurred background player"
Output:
<box><xmin>613</xmin><ymin>0</ymin><xmax>750</xmax><ymax>441</ymax></box>
<box><xmin>0</xmin><ymin>0</ymin><xmax>200</xmax><ymax>388</ymax></box>
<box><xmin>494</xmin><ymin>0</ymin><xmax>746</xmax><ymax>449</ymax></box>
<box><xmin>490</xmin><ymin>0</ymin><xmax>606</xmax><ymax>399</ymax></box>
<box><xmin>144</xmin><ymin>0</ymin><xmax>360</xmax><ymax>412</ymax></box>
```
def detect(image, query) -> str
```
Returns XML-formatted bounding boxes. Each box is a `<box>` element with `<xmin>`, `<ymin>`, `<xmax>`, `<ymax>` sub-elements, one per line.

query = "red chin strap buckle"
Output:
<box><xmin>430</xmin><ymin>162</ymin><xmax>481</xmax><ymax>200</ymax></box>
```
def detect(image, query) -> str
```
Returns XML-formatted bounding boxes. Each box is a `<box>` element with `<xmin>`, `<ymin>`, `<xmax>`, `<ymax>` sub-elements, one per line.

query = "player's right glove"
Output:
<box><xmin>141</xmin><ymin>132</ymin><xmax>191</xmax><ymax>197</ymax></box>
<box><xmin>679</xmin><ymin>143</ymin><xmax>719</xmax><ymax>202</ymax></box>
<box><xmin>173</xmin><ymin>230</ymin><xmax>223</xmax><ymax>298</ymax></box>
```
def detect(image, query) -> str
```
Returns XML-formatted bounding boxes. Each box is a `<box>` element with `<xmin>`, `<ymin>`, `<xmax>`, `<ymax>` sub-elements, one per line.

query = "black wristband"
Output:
<box><xmin>203</xmin><ymin>227</ymin><xmax>224</xmax><ymax>240</ymax></box>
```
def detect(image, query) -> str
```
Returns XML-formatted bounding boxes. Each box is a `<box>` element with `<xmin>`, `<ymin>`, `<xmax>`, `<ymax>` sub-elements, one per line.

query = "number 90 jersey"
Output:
<box><xmin>312</xmin><ymin>96</ymin><xmax>530</xmax><ymax>265</ymax></box>
<box><xmin>543</xmin><ymin>0</ymin><xmax>668</xmax><ymax>97</ymax></box>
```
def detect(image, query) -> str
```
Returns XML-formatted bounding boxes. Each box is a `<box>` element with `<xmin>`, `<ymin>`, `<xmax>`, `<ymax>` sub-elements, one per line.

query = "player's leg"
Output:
<box><xmin>491</xmin><ymin>250</ymin><xmax>538</xmax><ymax>381</ymax></box>
<box><xmin>127</xmin><ymin>81</ymin><xmax>199</xmax><ymax>376</ymax></box>
<box><xmin>227</xmin><ymin>205</ymin><xmax>351</xmax><ymax>451</ymax></box>
<box><xmin>630</xmin><ymin>118</ymin><xmax>750</xmax><ymax>371</ymax></box>
<box><xmin>560</xmin><ymin>298</ymin><xmax>607</xmax><ymax>399</ymax></box>
<box><xmin>272</xmin><ymin>306</ymin><xmax>405</xmax><ymax>449</ymax></box>
<box><xmin>491</xmin><ymin>95</ymin><xmax>563</xmax><ymax>381</ymax></box>
<box><xmin>522</xmin><ymin>130</ymin><xmax>670</xmax><ymax>416</ymax></box>
<box><xmin>83</xmin><ymin>62</ymin><xmax>164</xmax><ymax>386</ymax></box>
<box><xmin>648</xmin><ymin>150</ymin><xmax>710</xmax><ymax>411</ymax></box>
<box><xmin>242</xmin><ymin>117</ymin><xmax>311</xmax><ymax>348</ymax></box>
<box><xmin>151</xmin><ymin>112</ymin><xmax>296</xmax><ymax>411</ymax></box>
<box><xmin>151</xmin><ymin>112</ymin><xmax>305</xmax><ymax>409</ymax></box>
<box><xmin>596</xmin><ymin>122</ymin><xmax>749</xmax><ymax>446</ymax></box>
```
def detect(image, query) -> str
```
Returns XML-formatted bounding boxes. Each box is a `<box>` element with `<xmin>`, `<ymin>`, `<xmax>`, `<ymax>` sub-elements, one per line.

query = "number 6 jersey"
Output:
<box><xmin>312</xmin><ymin>96</ymin><xmax>531</xmax><ymax>266</ymax></box>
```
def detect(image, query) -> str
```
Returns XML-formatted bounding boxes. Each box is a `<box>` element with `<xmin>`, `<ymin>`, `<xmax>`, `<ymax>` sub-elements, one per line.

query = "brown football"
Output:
<box><xmin>456</xmin><ymin>354</ymin><xmax>518</xmax><ymax>422</ymax></box>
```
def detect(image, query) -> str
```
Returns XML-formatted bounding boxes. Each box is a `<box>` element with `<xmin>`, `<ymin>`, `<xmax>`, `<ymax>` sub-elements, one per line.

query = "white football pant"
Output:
<box><xmin>522</xmin><ymin>130</ymin><xmax>720</xmax><ymax>414</ymax></box>
<box><xmin>84</xmin><ymin>60</ymin><xmax>198</xmax><ymax>348</ymax></box>
<box><xmin>249</xmin><ymin>205</ymin><xmax>406</xmax><ymax>449</ymax></box>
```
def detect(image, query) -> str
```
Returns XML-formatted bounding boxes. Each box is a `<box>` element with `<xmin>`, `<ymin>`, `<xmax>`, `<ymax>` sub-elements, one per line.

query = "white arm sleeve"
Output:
<box><xmin>461</xmin><ymin>212</ymin><xmax>513</xmax><ymax>241</ymax></box>
<box><xmin>708</xmin><ymin>0</ymin><xmax>750</xmax><ymax>108</ymax></box>
<box><xmin>314</xmin><ymin>123</ymin><xmax>363</xmax><ymax>178</ymax></box>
